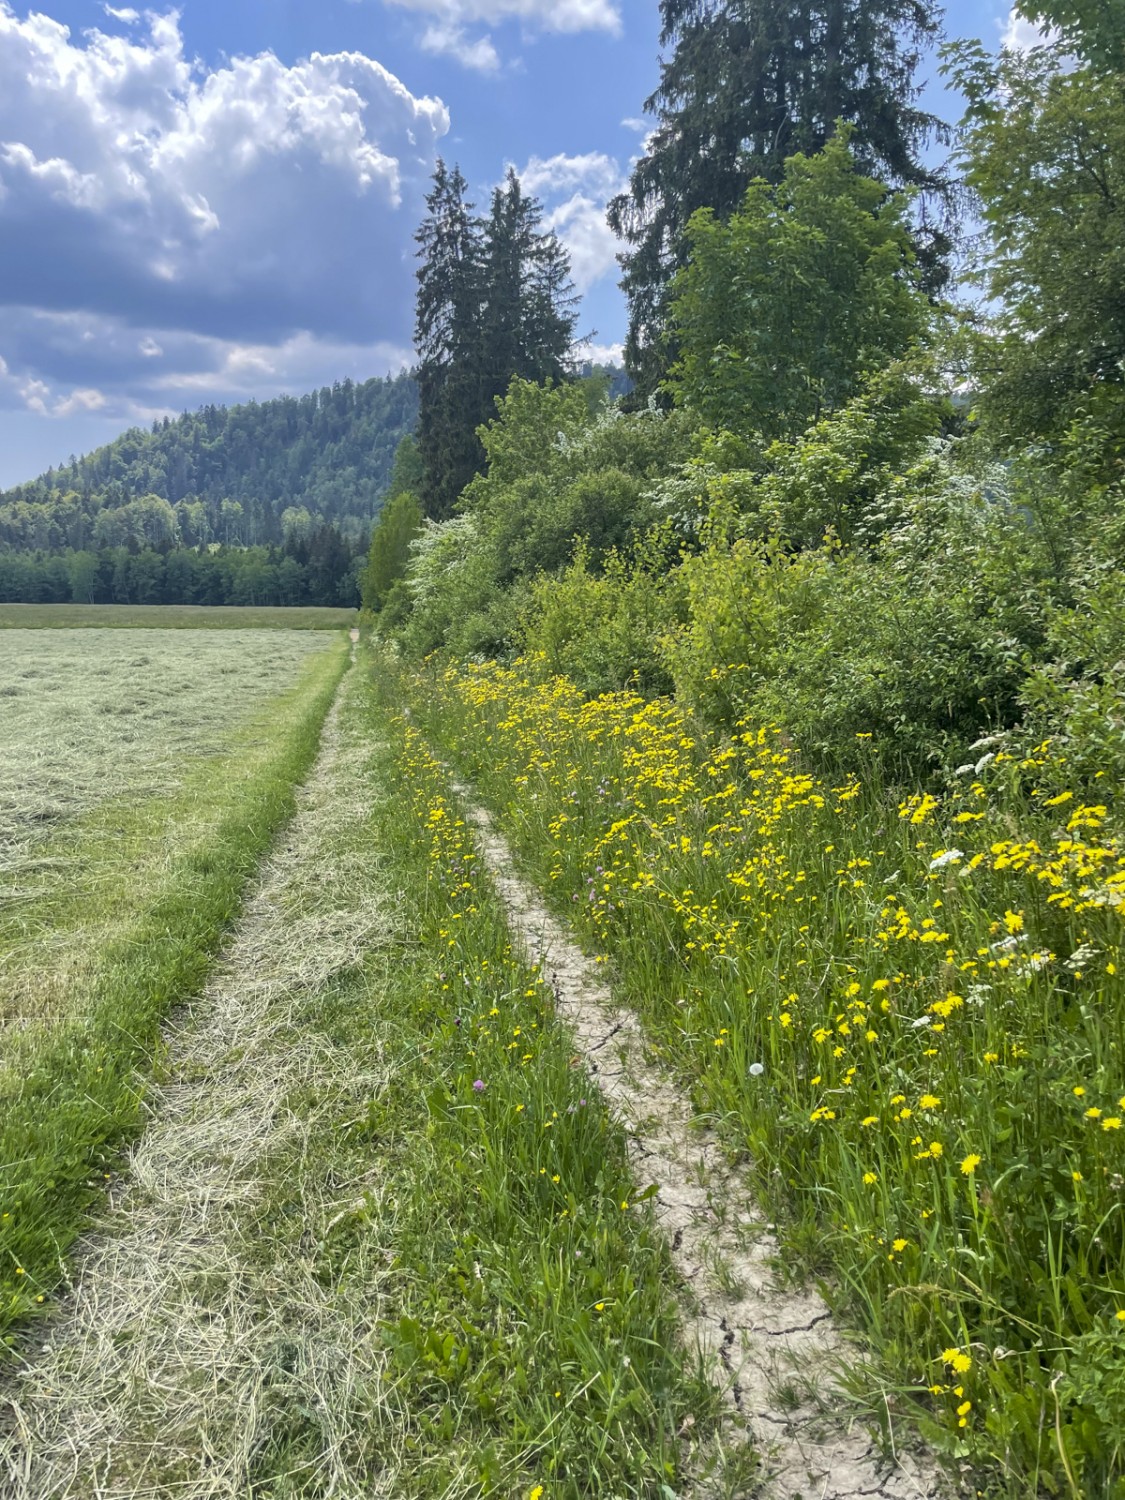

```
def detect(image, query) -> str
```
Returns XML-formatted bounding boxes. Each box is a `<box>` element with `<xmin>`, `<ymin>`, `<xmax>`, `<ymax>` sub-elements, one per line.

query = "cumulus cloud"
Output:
<box><xmin>0</xmin><ymin>4</ymin><xmax>448</xmax><ymax>423</ymax></box>
<box><xmin>419</xmin><ymin>20</ymin><xmax>501</xmax><ymax>71</ymax></box>
<box><xmin>516</xmin><ymin>152</ymin><xmax>625</xmax><ymax>294</ymax></box>
<box><xmin>0</xmin><ymin>305</ymin><xmax>414</xmax><ymax>427</ymax></box>
<box><xmin>1000</xmin><ymin>5</ymin><xmax>1058</xmax><ymax>49</ymax></box>
<box><xmin>385</xmin><ymin>0</ymin><xmax>620</xmax><ymax>38</ymax></box>
<box><xmin>387</xmin><ymin>0</ymin><xmax>621</xmax><ymax>73</ymax></box>
<box><xmin>581</xmin><ymin>340</ymin><xmax>624</xmax><ymax>366</ymax></box>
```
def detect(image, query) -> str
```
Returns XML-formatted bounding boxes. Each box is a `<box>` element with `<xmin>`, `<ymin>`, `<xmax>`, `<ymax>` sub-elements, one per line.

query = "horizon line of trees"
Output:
<box><xmin>0</xmin><ymin>525</ymin><xmax>363</xmax><ymax>609</ymax></box>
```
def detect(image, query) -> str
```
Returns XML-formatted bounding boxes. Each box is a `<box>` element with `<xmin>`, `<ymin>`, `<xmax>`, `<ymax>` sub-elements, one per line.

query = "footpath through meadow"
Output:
<box><xmin>0</xmin><ymin>644</ymin><xmax>945</xmax><ymax>1498</ymax></box>
<box><xmin>456</xmin><ymin>791</ymin><xmax>942</xmax><ymax>1500</ymax></box>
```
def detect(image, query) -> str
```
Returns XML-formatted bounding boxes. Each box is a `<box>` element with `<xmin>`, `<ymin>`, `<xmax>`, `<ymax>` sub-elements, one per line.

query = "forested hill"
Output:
<box><xmin>0</xmin><ymin>372</ymin><xmax>418</xmax><ymax>553</ymax></box>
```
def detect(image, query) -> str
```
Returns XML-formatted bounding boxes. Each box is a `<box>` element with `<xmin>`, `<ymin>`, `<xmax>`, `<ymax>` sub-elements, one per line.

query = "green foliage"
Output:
<box><xmin>653</xmin><ymin>367</ymin><xmax>945</xmax><ymax>549</ymax></box>
<box><xmin>1020</xmin><ymin>570</ymin><xmax>1125</xmax><ymax>789</ymax></box>
<box><xmin>664</xmin><ymin>435</ymin><xmax>1066</xmax><ymax>771</ymax></box>
<box><xmin>0</xmin><ymin>529</ymin><xmax>364</xmax><ymax>609</ymax></box>
<box><xmin>667</xmin><ymin>135</ymin><xmax>932</xmax><ymax>439</ymax></box>
<box><xmin>608</xmin><ymin>0</ymin><xmax>948</xmax><ymax>390</ymax></box>
<box><xmin>945</xmin><ymin>39</ymin><xmax>1125</xmax><ymax>456</ymax></box>
<box><xmin>361</xmin><ymin>490</ymin><xmax>423</xmax><ymax>612</ymax></box>
<box><xmin>1017</xmin><ymin>0</ymin><xmax>1125</xmax><ymax>70</ymax></box>
<box><xmin>520</xmin><ymin>537</ymin><xmax>682</xmax><ymax>697</ymax></box>
<box><xmin>396</xmin><ymin>381</ymin><xmax>697</xmax><ymax>662</ymax></box>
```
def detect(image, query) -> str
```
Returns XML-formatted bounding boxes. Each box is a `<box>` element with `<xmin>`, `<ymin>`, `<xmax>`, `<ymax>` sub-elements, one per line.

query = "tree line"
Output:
<box><xmin>0</xmin><ymin>526</ymin><xmax>361</xmax><ymax>609</ymax></box>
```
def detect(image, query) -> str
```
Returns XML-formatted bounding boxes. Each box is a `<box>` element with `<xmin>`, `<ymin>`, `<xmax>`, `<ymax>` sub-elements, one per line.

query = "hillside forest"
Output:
<box><xmin>0</xmin><ymin>373</ymin><xmax>419</xmax><ymax>607</ymax></box>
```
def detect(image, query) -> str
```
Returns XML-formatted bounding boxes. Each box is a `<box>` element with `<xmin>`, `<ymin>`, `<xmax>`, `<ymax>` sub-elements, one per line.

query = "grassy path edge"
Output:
<box><xmin>0</xmin><ymin>638</ymin><xmax>350</xmax><ymax>1344</ymax></box>
<box><xmin>452</xmin><ymin>781</ymin><xmax>946</xmax><ymax>1500</ymax></box>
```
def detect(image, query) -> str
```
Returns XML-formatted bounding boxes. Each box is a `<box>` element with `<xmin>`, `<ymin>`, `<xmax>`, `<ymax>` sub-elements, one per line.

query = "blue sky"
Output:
<box><xmin>0</xmin><ymin>0</ymin><xmax>1032</xmax><ymax>486</ymax></box>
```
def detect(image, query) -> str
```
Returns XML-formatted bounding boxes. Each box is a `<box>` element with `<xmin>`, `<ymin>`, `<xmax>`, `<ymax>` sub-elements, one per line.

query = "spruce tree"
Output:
<box><xmin>415</xmin><ymin>160</ymin><xmax>485</xmax><ymax>519</ymax></box>
<box><xmin>481</xmin><ymin>170</ymin><xmax>578</xmax><ymax>407</ymax></box>
<box><xmin>608</xmin><ymin>0</ymin><xmax>948</xmax><ymax>393</ymax></box>
<box><xmin>415</xmin><ymin>163</ymin><xmax>578</xmax><ymax>519</ymax></box>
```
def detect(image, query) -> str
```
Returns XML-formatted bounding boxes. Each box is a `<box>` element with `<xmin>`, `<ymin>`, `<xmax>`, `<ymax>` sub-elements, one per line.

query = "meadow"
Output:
<box><xmin>0</xmin><ymin>626</ymin><xmax>348</xmax><ymax>1339</ymax></box>
<box><xmin>0</xmin><ymin>603</ymin><xmax>355</xmax><ymax>630</ymax></box>
<box><xmin>397</xmin><ymin>652</ymin><xmax>1125</xmax><ymax>1498</ymax></box>
<box><xmin>1</xmin><ymin>638</ymin><xmax>716</xmax><ymax>1499</ymax></box>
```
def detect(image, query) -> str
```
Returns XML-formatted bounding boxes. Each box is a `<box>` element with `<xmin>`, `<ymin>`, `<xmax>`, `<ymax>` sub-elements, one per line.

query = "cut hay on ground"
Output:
<box><xmin>0</xmin><ymin>662</ymin><xmax>397</xmax><ymax>1498</ymax></box>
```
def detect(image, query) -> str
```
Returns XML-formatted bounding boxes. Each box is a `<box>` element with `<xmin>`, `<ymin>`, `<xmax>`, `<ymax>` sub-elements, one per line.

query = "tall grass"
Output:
<box><xmin>403</xmin><ymin>652</ymin><xmax>1125</xmax><ymax>1498</ymax></box>
<box><xmin>354</xmin><ymin>663</ymin><xmax>721</xmax><ymax>1496</ymax></box>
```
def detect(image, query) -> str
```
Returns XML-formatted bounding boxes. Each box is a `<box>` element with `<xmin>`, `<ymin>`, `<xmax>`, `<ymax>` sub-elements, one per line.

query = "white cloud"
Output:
<box><xmin>53</xmin><ymin>387</ymin><xmax>108</xmax><ymax>418</ymax></box>
<box><xmin>1000</xmin><ymin>5</ymin><xmax>1058</xmax><ymax>49</ymax></box>
<box><xmin>516</xmin><ymin>152</ymin><xmax>626</xmax><ymax>294</ymax></box>
<box><xmin>0</xmin><ymin>3</ymin><xmax>448</xmax><ymax>419</ymax></box>
<box><xmin>103</xmin><ymin>5</ymin><xmax>140</xmax><ymax>21</ymax></box>
<box><xmin>0</xmin><ymin>307</ymin><xmax>414</xmax><ymax>423</ymax></box>
<box><xmin>384</xmin><ymin>0</ymin><xmax>620</xmax><ymax>36</ymax></box>
<box><xmin>581</xmin><ymin>340</ymin><xmax>624</xmax><ymax>366</ymax></box>
<box><xmin>419</xmin><ymin>20</ymin><xmax>500</xmax><ymax>71</ymax></box>
<box><xmin>521</xmin><ymin>150</ymin><xmax>622</xmax><ymax>198</ymax></box>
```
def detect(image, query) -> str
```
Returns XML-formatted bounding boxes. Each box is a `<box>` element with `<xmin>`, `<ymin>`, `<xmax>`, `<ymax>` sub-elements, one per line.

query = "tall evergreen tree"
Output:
<box><xmin>607</xmin><ymin>0</ymin><xmax>948</xmax><ymax>393</ymax></box>
<box><xmin>415</xmin><ymin>161</ymin><xmax>486</xmax><ymax>519</ymax></box>
<box><xmin>414</xmin><ymin>164</ymin><xmax>578</xmax><ymax>519</ymax></box>
<box><xmin>481</xmin><ymin>170</ymin><xmax>578</xmax><ymax>408</ymax></box>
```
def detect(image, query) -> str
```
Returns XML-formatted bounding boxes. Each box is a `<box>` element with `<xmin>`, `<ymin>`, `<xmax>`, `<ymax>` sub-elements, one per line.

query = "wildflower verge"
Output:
<box><xmin>401</xmin><ymin>654</ymin><xmax>1125</xmax><ymax>1499</ymax></box>
<box><xmin>456</xmin><ymin>788</ymin><xmax>941</xmax><ymax>1499</ymax></box>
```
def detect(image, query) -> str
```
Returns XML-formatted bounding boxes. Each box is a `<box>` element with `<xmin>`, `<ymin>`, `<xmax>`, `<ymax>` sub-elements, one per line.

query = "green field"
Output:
<box><xmin>0</xmin><ymin>627</ymin><xmax>349</xmax><ymax>1339</ymax></box>
<box><xmin>0</xmin><ymin>603</ymin><xmax>356</xmax><ymax>630</ymax></box>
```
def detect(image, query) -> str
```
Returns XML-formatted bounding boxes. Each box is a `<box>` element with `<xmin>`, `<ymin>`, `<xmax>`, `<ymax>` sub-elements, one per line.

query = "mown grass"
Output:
<box><xmin>0</xmin><ymin>603</ymin><xmax>355</xmax><ymax>630</ymax></box>
<box><xmin>1</xmin><ymin>628</ymin><xmax>335</xmax><ymax>884</ymax></box>
<box><xmin>0</xmin><ymin>637</ymin><xmax>349</xmax><ymax>1344</ymax></box>
<box><xmin>399</xmin><ymin>652</ymin><xmax>1125</xmax><ymax>1499</ymax></box>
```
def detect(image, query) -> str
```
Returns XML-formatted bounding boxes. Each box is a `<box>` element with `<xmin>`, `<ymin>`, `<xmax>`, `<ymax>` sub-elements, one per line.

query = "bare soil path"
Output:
<box><xmin>457</xmin><ymin>790</ymin><xmax>947</xmax><ymax>1500</ymax></box>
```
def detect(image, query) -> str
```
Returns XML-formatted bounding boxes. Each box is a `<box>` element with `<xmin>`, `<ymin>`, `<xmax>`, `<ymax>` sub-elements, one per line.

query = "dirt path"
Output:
<box><xmin>456</xmin><ymin>790</ymin><xmax>947</xmax><ymax>1500</ymax></box>
<box><xmin>0</xmin><ymin>659</ymin><xmax>394</xmax><ymax>1498</ymax></box>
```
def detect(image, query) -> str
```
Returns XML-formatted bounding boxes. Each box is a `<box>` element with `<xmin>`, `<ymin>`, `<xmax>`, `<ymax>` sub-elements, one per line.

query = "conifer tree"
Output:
<box><xmin>481</xmin><ymin>170</ymin><xmax>578</xmax><ymax>407</ymax></box>
<box><xmin>415</xmin><ymin>161</ymin><xmax>486</xmax><ymax>519</ymax></box>
<box><xmin>608</xmin><ymin>0</ymin><xmax>948</xmax><ymax>393</ymax></box>
<box><xmin>414</xmin><ymin>163</ymin><xmax>578</xmax><ymax>519</ymax></box>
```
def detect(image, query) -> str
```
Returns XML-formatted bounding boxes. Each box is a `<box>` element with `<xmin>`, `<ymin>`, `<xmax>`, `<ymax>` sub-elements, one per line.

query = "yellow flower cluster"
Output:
<box><xmin>417</xmin><ymin>656</ymin><xmax>1125</xmax><ymax>1461</ymax></box>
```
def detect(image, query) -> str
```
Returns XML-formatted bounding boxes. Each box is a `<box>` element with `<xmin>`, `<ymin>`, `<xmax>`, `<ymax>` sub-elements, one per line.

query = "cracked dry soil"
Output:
<box><xmin>457</xmin><ymin>790</ymin><xmax>948</xmax><ymax>1500</ymax></box>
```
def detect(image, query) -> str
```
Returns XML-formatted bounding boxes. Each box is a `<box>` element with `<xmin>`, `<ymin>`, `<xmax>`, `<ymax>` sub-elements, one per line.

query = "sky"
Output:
<box><xmin>0</xmin><ymin>0</ymin><xmax>1040</xmax><ymax>487</ymax></box>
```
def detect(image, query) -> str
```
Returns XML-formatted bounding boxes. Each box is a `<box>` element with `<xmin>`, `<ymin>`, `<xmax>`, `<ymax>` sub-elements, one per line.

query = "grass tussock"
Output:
<box><xmin>0</xmin><ymin>634</ymin><xmax>348</xmax><ymax>1343</ymax></box>
<box><xmin>400</xmin><ymin>652</ymin><xmax>1125</xmax><ymax>1499</ymax></box>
